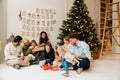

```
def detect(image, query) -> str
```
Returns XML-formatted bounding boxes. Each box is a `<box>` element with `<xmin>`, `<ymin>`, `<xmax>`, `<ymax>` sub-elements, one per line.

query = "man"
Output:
<box><xmin>4</xmin><ymin>35</ymin><xmax>35</xmax><ymax>69</ymax></box>
<box><xmin>68</xmin><ymin>33</ymin><xmax>91</xmax><ymax>74</ymax></box>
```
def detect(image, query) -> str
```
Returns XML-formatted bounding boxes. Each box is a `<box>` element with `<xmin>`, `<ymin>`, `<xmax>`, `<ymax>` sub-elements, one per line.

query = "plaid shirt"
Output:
<box><xmin>72</xmin><ymin>41</ymin><xmax>91</xmax><ymax>60</ymax></box>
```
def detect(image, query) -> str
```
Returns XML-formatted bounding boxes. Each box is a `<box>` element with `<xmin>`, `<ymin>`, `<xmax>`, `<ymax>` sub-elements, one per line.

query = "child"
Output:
<box><xmin>29</xmin><ymin>40</ymin><xmax>44</xmax><ymax>65</ymax></box>
<box><xmin>44</xmin><ymin>42</ymin><xmax>55</xmax><ymax>65</ymax></box>
<box><xmin>22</xmin><ymin>38</ymin><xmax>32</xmax><ymax>56</ymax></box>
<box><xmin>59</xmin><ymin>37</ymin><xmax>73</xmax><ymax>69</ymax></box>
<box><xmin>52</xmin><ymin>46</ymin><xmax>62</xmax><ymax>68</ymax></box>
<box><xmin>21</xmin><ymin>38</ymin><xmax>35</xmax><ymax>66</ymax></box>
<box><xmin>57</xmin><ymin>46</ymin><xmax>80</xmax><ymax>77</ymax></box>
<box><xmin>63</xmin><ymin>37</ymin><xmax>73</xmax><ymax>53</ymax></box>
<box><xmin>30</xmin><ymin>40</ymin><xmax>44</xmax><ymax>53</ymax></box>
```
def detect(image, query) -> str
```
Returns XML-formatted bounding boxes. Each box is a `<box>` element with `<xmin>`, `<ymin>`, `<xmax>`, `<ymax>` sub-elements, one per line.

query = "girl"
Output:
<box><xmin>52</xmin><ymin>46</ymin><xmax>62</xmax><ymax>67</ymax></box>
<box><xmin>57</xmin><ymin>46</ymin><xmax>81</xmax><ymax>77</ymax></box>
<box><xmin>30</xmin><ymin>40</ymin><xmax>44</xmax><ymax>64</ymax></box>
<box><xmin>44</xmin><ymin>42</ymin><xmax>55</xmax><ymax>65</ymax></box>
<box><xmin>63</xmin><ymin>37</ymin><xmax>73</xmax><ymax>53</ymax></box>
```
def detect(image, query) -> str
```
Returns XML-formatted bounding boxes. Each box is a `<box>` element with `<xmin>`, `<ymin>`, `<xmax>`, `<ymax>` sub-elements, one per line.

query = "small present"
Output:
<box><xmin>51</xmin><ymin>66</ymin><xmax>59</xmax><ymax>71</ymax></box>
<box><xmin>42</xmin><ymin>64</ymin><xmax>51</xmax><ymax>70</ymax></box>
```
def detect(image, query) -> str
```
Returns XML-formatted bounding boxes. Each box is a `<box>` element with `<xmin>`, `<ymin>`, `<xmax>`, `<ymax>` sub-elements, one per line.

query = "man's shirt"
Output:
<box><xmin>72</xmin><ymin>41</ymin><xmax>91</xmax><ymax>60</ymax></box>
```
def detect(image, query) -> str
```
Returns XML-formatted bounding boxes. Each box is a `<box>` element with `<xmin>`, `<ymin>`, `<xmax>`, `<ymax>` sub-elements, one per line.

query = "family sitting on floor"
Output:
<box><xmin>4</xmin><ymin>31</ymin><xmax>91</xmax><ymax>77</ymax></box>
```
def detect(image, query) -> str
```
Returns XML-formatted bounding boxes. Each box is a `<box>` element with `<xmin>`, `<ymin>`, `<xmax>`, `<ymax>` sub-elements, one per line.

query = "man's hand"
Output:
<box><xmin>19</xmin><ymin>55</ymin><xmax>24</xmax><ymax>60</ymax></box>
<box><xmin>74</xmin><ymin>54</ymin><xmax>87</xmax><ymax>59</ymax></box>
<box><xmin>77</xmin><ymin>62</ymin><xmax>80</xmax><ymax>66</ymax></box>
<box><xmin>73</xmin><ymin>54</ymin><xmax>79</xmax><ymax>58</ymax></box>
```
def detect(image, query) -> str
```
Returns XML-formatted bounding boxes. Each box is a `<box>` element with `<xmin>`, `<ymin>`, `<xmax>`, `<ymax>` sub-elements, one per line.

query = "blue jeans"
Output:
<box><xmin>73</xmin><ymin>58</ymin><xmax>90</xmax><ymax>70</ymax></box>
<box><xmin>62</xmin><ymin>58</ymin><xmax>73</xmax><ymax>73</ymax></box>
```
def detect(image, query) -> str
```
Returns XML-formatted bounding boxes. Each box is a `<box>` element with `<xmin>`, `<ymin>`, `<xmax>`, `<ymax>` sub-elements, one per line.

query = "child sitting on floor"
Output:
<box><xmin>52</xmin><ymin>46</ymin><xmax>62</xmax><ymax>67</ymax></box>
<box><xmin>44</xmin><ymin>42</ymin><xmax>55</xmax><ymax>66</ymax></box>
<box><xmin>57</xmin><ymin>46</ymin><xmax>80</xmax><ymax>77</ymax></box>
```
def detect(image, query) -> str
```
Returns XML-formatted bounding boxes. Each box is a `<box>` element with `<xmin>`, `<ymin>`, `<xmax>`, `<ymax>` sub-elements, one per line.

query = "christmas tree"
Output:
<box><xmin>57</xmin><ymin>0</ymin><xmax>101</xmax><ymax>54</ymax></box>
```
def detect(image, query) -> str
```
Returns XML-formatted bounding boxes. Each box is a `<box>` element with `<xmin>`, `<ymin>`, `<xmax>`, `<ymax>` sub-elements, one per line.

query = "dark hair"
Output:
<box><xmin>31</xmin><ymin>40</ymin><xmax>38</xmax><ymax>46</ymax></box>
<box><xmin>45</xmin><ymin>42</ymin><xmax>53</xmax><ymax>49</ymax></box>
<box><xmin>13</xmin><ymin>35</ymin><xmax>23</xmax><ymax>42</ymax></box>
<box><xmin>68</xmin><ymin>33</ymin><xmax>79</xmax><ymax>39</ymax></box>
<box><xmin>39</xmin><ymin>31</ymin><xmax>49</xmax><ymax>45</ymax></box>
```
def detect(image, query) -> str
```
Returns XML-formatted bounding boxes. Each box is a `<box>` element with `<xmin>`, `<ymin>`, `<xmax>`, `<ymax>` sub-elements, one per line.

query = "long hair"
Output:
<box><xmin>39</xmin><ymin>31</ymin><xmax>49</xmax><ymax>45</ymax></box>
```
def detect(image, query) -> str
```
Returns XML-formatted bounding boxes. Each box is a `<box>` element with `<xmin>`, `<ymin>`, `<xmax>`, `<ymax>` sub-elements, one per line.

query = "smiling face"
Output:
<box><xmin>41</xmin><ymin>33</ymin><xmax>46</xmax><ymax>39</ymax></box>
<box><xmin>31</xmin><ymin>42</ymin><xmax>37</xmax><ymax>48</ymax></box>
<box><xmin>13</xmin><ymin>40</ymin><xmax>22</xmax><ymax>47</ymax></box>
<box><xmin>68</xmin><ymin>33</ymin><xmax>79</xmax><ymax>46</ymax></box>
<box><xmin>25</xmin><ymin>40</ymin><xmax>30</xmax><ymax>46</ymax></box>
<box><xmin>45</xmin><ymin>45</ymin><xmax>51</xmax><ymax>52</ymax></box>
<box><xmin>69</xmin><ymin>38</ymin><xmax>77</xmax><ymax>45</ymax></box>
<box><xmin>18</xmin><ymin>40</ymin><xmax>22</xmax><ymax>45</ymax></box>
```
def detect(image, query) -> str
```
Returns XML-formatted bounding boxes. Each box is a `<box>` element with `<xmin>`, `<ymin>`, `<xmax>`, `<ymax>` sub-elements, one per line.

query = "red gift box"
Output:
<box><xmin>42</xmin><ymin>64</ymin><xmax>51</xmax><ymax>70</ymax></box>
<box><xmin>51</xmin><ymin>66</ymin><xmax>59</xmax><ymax>71</ymax></box>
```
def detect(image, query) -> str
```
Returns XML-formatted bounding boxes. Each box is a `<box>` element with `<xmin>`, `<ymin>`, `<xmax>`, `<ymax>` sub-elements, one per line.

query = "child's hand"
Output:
<box><xmin>48</xmin><ymin>63</ymin><xmax>51</xmax><ymax>66</ymax></box>
<box><xmin>29</xmin><ymin>46</ymin><xmax>33</xmax><ymax>49</ymax></box>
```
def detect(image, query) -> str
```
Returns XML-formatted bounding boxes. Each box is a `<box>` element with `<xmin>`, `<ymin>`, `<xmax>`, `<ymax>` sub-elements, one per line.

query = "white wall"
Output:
<box><xmin>85</xmin><ymin>0</ymin><xmax>98</xmax><ymax>23</ymax></box>
<box><xmin>0</xmin><ymin>0</ymin><xmax>2</xmax><ymax>63</ymax></box>
<box><xmin>65</xmin><ymin>0</ymin><xmax>74</xmax><ymax>18</ymax></box>
<box><xmin>85</xmin><ymin>0</ymin><xmax>100</xmax><ymax>38</ymax></box>
<box><xmin>7</xmin><ymin>0</ymin><xmax>66</xmax><ymax>48</ymax></box>
<box><xmin>0</xmin><ymin>0</ymin><xmax>7</xmax><ymax>63</ymax></box>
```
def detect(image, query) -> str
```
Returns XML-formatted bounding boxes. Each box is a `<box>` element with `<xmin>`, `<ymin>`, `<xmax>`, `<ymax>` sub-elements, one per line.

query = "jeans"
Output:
<box><xmin>33</xmin><ymin>51</ymin><xmax>44</xmax><ymax>61</ymax></box>
<box><xmin>62</xmin><ymin>58</ymin><xmax>73</xmax><ymax>73</ymax></box>
<box><xmin>30</xmin><ymin>51</ymin><xmax>44</xmax><ymax>65</ymax></box>
<box><xmin>73</xmin><ymin>58</ymin><xmax>90</xmax><ymax>70</ymax></box>
<box><xmin>45</xmin><ymin>59</ymin><xmax>52</xmax><ymax>65</ymax></box>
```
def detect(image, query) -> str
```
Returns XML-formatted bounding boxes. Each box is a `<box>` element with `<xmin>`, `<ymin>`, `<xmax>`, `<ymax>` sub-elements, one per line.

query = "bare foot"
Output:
<box><xmin>69</xmin><ymin>67</ymin><xmax>73</xmax><ymax>70</ymax></box>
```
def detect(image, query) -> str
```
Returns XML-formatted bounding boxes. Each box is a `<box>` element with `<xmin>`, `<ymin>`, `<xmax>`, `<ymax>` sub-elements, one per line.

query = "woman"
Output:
<box><xmin>39</xmin><ymin>31</ymin><xmax>49</xmax><ymax>46</ymax></box>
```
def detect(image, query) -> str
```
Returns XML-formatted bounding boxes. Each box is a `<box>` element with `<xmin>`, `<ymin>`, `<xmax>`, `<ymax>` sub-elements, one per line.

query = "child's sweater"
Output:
<box><xmin>44</xmin><ymin>48</ymin><xmax>55</xmax><ymax>63</ymax></box>
<box><xmin>63</xmin><ymin>52</ymin><xmax>76</xmax><ymax>65</ymax></box>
